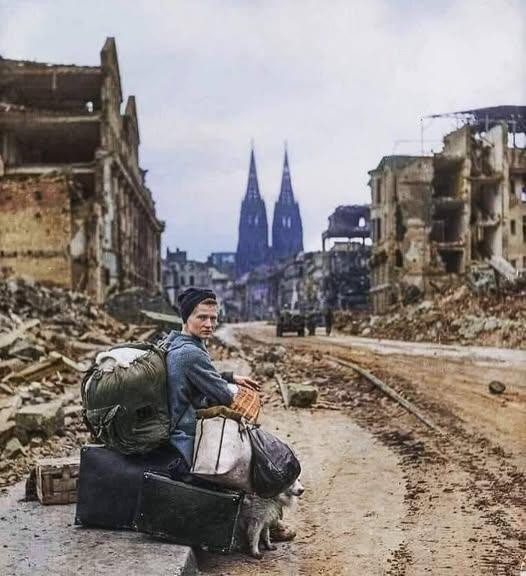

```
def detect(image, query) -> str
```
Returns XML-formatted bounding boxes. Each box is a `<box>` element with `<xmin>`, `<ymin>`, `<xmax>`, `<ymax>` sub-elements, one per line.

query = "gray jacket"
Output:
<box><xmin>166</xmin><ymin>331</ymin><xmax>234</xmax><ymax>464</ymax></box>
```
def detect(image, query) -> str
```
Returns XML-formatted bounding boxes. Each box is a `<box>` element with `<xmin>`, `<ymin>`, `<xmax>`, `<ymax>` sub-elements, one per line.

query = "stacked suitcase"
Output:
<box><xmin>75</xmin><ymin>444</ymin><xmax>242</xmax><ymax>553</ymax></box>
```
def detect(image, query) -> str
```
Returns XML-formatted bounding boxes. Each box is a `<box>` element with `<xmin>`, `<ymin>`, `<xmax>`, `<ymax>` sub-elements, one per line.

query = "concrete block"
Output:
<box><xmin>288</xmin><ymin>382</ymin><xmax>318</xmax><ymax>408</ymax></box>
<box><xmin>2</xmin><ymin>437</ymin><xmax>25</xmax><ymax>459</ymax></box>
<box><xmin>0</xmin><ymin>420</ymin><xmax>15</xmax><ymax>449</ymax></box>
<box><xmin>261</xmin><ymin>362</ymin><xmax>275</xmax><ymax>378</ymax></box>
<box><xmin>0</xmin><ymin>481</ymin><xmax>199</xmax><ymax>575</ymax></box>
<box><xmin>15</xmin><ymin>401</ymin><xmax>64</xmax><ymax>442</ymax></box>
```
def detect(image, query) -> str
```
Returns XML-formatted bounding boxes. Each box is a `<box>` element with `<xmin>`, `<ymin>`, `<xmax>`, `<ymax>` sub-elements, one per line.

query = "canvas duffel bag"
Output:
<box><xmin>81</xmin><ymin>342</ymin><xmax>170</xmax><ymax>455</ymax></box>
<box><xmin>191</xmin><ymin>414</ymin><xmax>253</xmax><ymax>492</ymax></box>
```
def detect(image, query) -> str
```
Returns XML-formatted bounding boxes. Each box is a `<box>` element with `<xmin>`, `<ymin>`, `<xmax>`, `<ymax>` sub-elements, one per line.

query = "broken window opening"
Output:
<box><xmin>433</xmin><ymin>159</ymin><xmax>463</xmax><ymax>198</ymax></box>
<box><xmin>523</xmin><ymin>216</ymin><xmax>526</xmax><ymax>244</ymax></box>
<box><xmin>432</xmin><ymin>204</ymin><xmax>463</xmax><ymax>242</ymax></box>
<box><xmin>395</xmin><ymin>249</ymin><xmax>403</xmax><ymax>268</ymax></box>
<box><xmin>511</xmin><ymin>220</ymin><xmax>516</xmax><ymax>235</ymax></box>
<box><xmin>189</xmin><ymin>275</ymin><xmax>194</xmax><ymax>286</ymax></box>
<box><xmin>376</xmin><ymin>180</ymin><xmax>382</xmax><ymax>204</ymax></box>
<box><xmin>438</xmin><ymin>250</ymin><xmax>462</xmax><ymax>274</ymax></box>
<box><xmin>472</xmin><ymin>183</ymin><xmax>498</xmax><ymax>221</ymax></box>
<box><xmin>395</xmin><ymin>205</ymin><xmax>406</xmax><ymax>241</ymax></box>
<box><xmin>521</xmin><ymin>187</ymin><xmax>526</xmax><ymax>202</ymax></box>
<box><xmin>473</xmin><ymin>226</ymin><xmax>498</xmax><ymax>260</ymax></box>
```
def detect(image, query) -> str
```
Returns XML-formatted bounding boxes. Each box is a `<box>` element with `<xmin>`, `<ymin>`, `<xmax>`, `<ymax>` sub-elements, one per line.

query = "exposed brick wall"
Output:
<box><xmin>0</xmin><ymin>175</ymin><xmax>73</xmax><ymax>287</ymax></box>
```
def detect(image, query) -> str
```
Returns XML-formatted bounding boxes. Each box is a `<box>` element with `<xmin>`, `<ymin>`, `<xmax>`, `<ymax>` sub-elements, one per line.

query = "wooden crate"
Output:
<box><xmin>36</xmin><ymin>456</ymin><xmax>80</xmax><ymax>505</ymax></box>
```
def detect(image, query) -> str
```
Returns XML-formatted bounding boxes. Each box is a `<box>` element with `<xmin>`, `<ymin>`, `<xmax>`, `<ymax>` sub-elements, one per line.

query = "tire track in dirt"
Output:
<box><xmin>227</xmin><ymin>325</ymin><xmax>525</xmax><ymax>575</ymax></box>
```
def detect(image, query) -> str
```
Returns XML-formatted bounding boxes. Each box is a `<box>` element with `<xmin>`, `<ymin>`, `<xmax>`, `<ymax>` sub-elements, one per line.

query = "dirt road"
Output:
<box><xmin>200</xmin><ymin>323</ymin><xmax>525</xmax><ymax>576</ymax></box>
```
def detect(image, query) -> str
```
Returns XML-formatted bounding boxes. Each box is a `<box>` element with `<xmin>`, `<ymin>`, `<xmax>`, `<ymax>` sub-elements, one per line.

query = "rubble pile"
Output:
<box><xmin>0</xmin><ymin>278</ymin><xmax>155</xmax><ymax>489</ymax></box>
<box><xmin>234</xmin><ymin>340</ymin><xmax>343</xmax><ymax>408</ymax></box>
<box><xmin>335</xmin><ymin>284</ymin><xmax>526</xmax><ymax>349</ymax></box>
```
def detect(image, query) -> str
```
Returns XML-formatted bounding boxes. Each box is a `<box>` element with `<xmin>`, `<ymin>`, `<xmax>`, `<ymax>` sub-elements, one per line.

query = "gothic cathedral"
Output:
<box><xmin>236</xmin><ymin>147</ymin><xmax>303</xmax><ymax>277</ymax></box>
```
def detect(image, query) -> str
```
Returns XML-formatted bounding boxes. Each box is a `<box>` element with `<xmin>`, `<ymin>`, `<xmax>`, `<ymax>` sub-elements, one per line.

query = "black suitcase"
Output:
<box><xmin>135</xmin><ymin>472</ymin><xmax>243</xmax><ymax>553</ymax></box>
<box><xmin>75</xmin><ymin>444</ymin><xmax>174</xmax><ymax>530</ymax></box>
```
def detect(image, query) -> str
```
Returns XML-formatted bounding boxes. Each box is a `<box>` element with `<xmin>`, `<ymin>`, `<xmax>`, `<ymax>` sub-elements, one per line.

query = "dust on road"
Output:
<box><xmin>202</xmin><ymin>323</ymin><xmax>525</xmax><ymax>576</ymax></box>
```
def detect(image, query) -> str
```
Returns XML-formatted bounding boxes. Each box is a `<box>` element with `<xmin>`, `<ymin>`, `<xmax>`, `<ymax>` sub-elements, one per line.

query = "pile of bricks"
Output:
<box><xmin>0</xmin><ymin>277</ymin><xmax>161</xmax><ymax>489</ymax></box>
<box><xmin>335</xmin><ymin>283</ymin><xmax>526</xmax><ymax>349</ymax></box>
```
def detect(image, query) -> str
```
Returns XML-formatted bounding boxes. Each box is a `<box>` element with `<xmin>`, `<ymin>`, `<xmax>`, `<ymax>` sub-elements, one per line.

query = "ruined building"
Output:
<box><xmin>0</xmin><ymin>38</ymin><xmax>164</xmax><ymax>302</ymax></box>
<box><xmin>236</xmin><ymin>149</ymin><xmax>269</xmax><ymax>276</ymax></box>
<box><xmin>369</xmin><ymin>106</ymin><xmax>526</xmax><ymax>313</ymax></box>
<box><xmin>322</xmin><ymin>204</ymin><xmax>370</xmax><ymax>251</ymax></box>
<box><xmin>272</xmin><ymin>150</ymin><xmax>303</xmax><ymax>262</ymax></box>
<box><xmin>322</xmin><ymin>205</ymin><xmax>371</xmax><ymax>309</ymax></box>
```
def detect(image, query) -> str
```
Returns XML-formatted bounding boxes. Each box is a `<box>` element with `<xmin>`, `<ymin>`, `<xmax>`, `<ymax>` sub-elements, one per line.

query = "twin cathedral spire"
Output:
<box><xmin>236</xmin><ymin>146</ymin><xmax>304</xmax><ymax>277</ymax></box>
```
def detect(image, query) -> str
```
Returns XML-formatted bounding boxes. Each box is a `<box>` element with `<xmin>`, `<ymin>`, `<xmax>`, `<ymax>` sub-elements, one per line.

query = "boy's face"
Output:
<box><xmin>185</xmin><ymin>302</ymin><xmax>218</xmax><ymax>340</ymax></box>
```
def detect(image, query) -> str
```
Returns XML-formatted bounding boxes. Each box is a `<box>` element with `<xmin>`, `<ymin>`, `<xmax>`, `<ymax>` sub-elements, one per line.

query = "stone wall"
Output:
<box><xmin>0</xmin><ymin>175</ymin><xmax>72</xmax><ymax>286</ymax></box>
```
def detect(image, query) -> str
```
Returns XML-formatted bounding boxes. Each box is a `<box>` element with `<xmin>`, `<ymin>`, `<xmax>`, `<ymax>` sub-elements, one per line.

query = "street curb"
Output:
<box><xmin>0</xmin><ymin>481</ymin><xmax>200</xmax><ymax>576</ymax></box>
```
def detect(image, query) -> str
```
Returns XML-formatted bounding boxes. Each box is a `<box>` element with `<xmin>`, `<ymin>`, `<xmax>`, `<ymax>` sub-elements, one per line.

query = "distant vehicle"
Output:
<box><xmin>276</xmin><ymin>309</ymin><xmax>305</xmax><ymax>337</ymax></box>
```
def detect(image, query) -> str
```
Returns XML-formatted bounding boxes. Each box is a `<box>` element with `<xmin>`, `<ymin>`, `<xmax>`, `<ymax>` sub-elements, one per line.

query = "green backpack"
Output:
<box><xmin>81</xmin><ymin>342</ymin><xmax>171</xmax><ymax>455</ymax></box>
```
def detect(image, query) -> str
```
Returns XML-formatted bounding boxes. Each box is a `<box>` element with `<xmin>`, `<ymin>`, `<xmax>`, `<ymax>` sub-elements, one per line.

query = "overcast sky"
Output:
<box><xmin>1</xmin><ymin>0</ymin><xmax>525</xmax><ymax>260</ymax></box>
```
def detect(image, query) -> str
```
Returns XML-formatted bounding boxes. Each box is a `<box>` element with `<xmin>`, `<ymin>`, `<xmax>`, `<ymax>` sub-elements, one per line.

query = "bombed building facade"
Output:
<box><xmin>162</xmin><ymin>247</ymin><xmax>234</xmax><ymax>319</ymax></box>
<box><xmin>369</xmin><ymin>106</ymin><xmax>526</xmax><ymax>314</ymax></box>
<box><xmin>0</xmin><ymin>38</ymin><xmax>164</xmax><ymax>303</ymax></box>
<box><xmin>322</xmin><ymin>205</ymin><xmax>371</xmax><ymax>309</ymax></box>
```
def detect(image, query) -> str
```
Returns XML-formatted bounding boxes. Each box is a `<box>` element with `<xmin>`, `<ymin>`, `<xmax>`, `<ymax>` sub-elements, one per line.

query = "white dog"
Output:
<box><xmin>237</xmin><ymin>478</ymin><xmax>304</xmax><ymax>559</ymax></box>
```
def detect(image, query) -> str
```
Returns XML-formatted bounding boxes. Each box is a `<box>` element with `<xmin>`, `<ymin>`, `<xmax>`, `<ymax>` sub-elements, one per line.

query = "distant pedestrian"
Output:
<box><xmin>325</xmin><ymin>307</ymin><xmax>333</xmax><ymax>336</ymax></box>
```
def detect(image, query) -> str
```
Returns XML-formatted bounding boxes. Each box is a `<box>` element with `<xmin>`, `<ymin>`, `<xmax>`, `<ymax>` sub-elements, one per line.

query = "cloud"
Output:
<box><xmin>1</xmin><ymin>0</ymin><xmax>525</xmax><ymax>260</ymax></box>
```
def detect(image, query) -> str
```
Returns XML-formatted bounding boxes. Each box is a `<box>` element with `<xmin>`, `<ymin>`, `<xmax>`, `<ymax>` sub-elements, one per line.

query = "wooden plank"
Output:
<box><xmin>140</xmin><ymin>309</ymin><xmax>182</xmax><ymax>325</ymax></box>
<box><xmin>8</xmin><ymin>356</ymin><xmax>63</xmax><ymax>382</ymax></box>
<box><xmin>69</xmin><ymin>341</ymin><xmax>107</xmax><ymax>353</ymax></box>
<box><xmin>275</xmin><ymin>374</ymin><xmax>290</xmax><ymax>409</ymax></box>
<box><xmin>329</xmin><ymin>356</ymin><xmax>443</xmax><ymax>435</ymax></box>
<box><xmin>78</xmin><ymin>330</ymin><xmax>114</xmax><ymax>346</ymax></box>
<box><xmin>137</xmin><ymin>328</ymin><xmax>158</xmax><ymax>341</ymax></box>
<box><xmin>0</xmin><ymin>319</ymin><xmax>40</xmax><ymax>351</ymax></box>
<box><xmin>48</xmin><ymin>351</ymin><xmax>86</xmax><ymax>372</ymax></box>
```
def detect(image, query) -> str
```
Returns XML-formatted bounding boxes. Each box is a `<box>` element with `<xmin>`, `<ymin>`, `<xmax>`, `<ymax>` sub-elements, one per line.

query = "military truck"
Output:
<box><xmin>276</xmin><ymin>309</ymin><xmax>305</xmax><ymax>337</ymax></box>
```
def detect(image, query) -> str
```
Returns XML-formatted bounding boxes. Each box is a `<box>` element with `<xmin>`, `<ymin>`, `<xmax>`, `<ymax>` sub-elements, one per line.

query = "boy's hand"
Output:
<box><xmin>233</xmin><ymin>374</ymin><xmax>261</xmax><ymax>392</ymax></box>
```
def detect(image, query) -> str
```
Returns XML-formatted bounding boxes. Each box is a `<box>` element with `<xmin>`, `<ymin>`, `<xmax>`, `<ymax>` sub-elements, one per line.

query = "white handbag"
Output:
<box><xmin>191</xmin><ymin>416</ymin><xmax>253</xmax><ymax>492</ymax></box>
